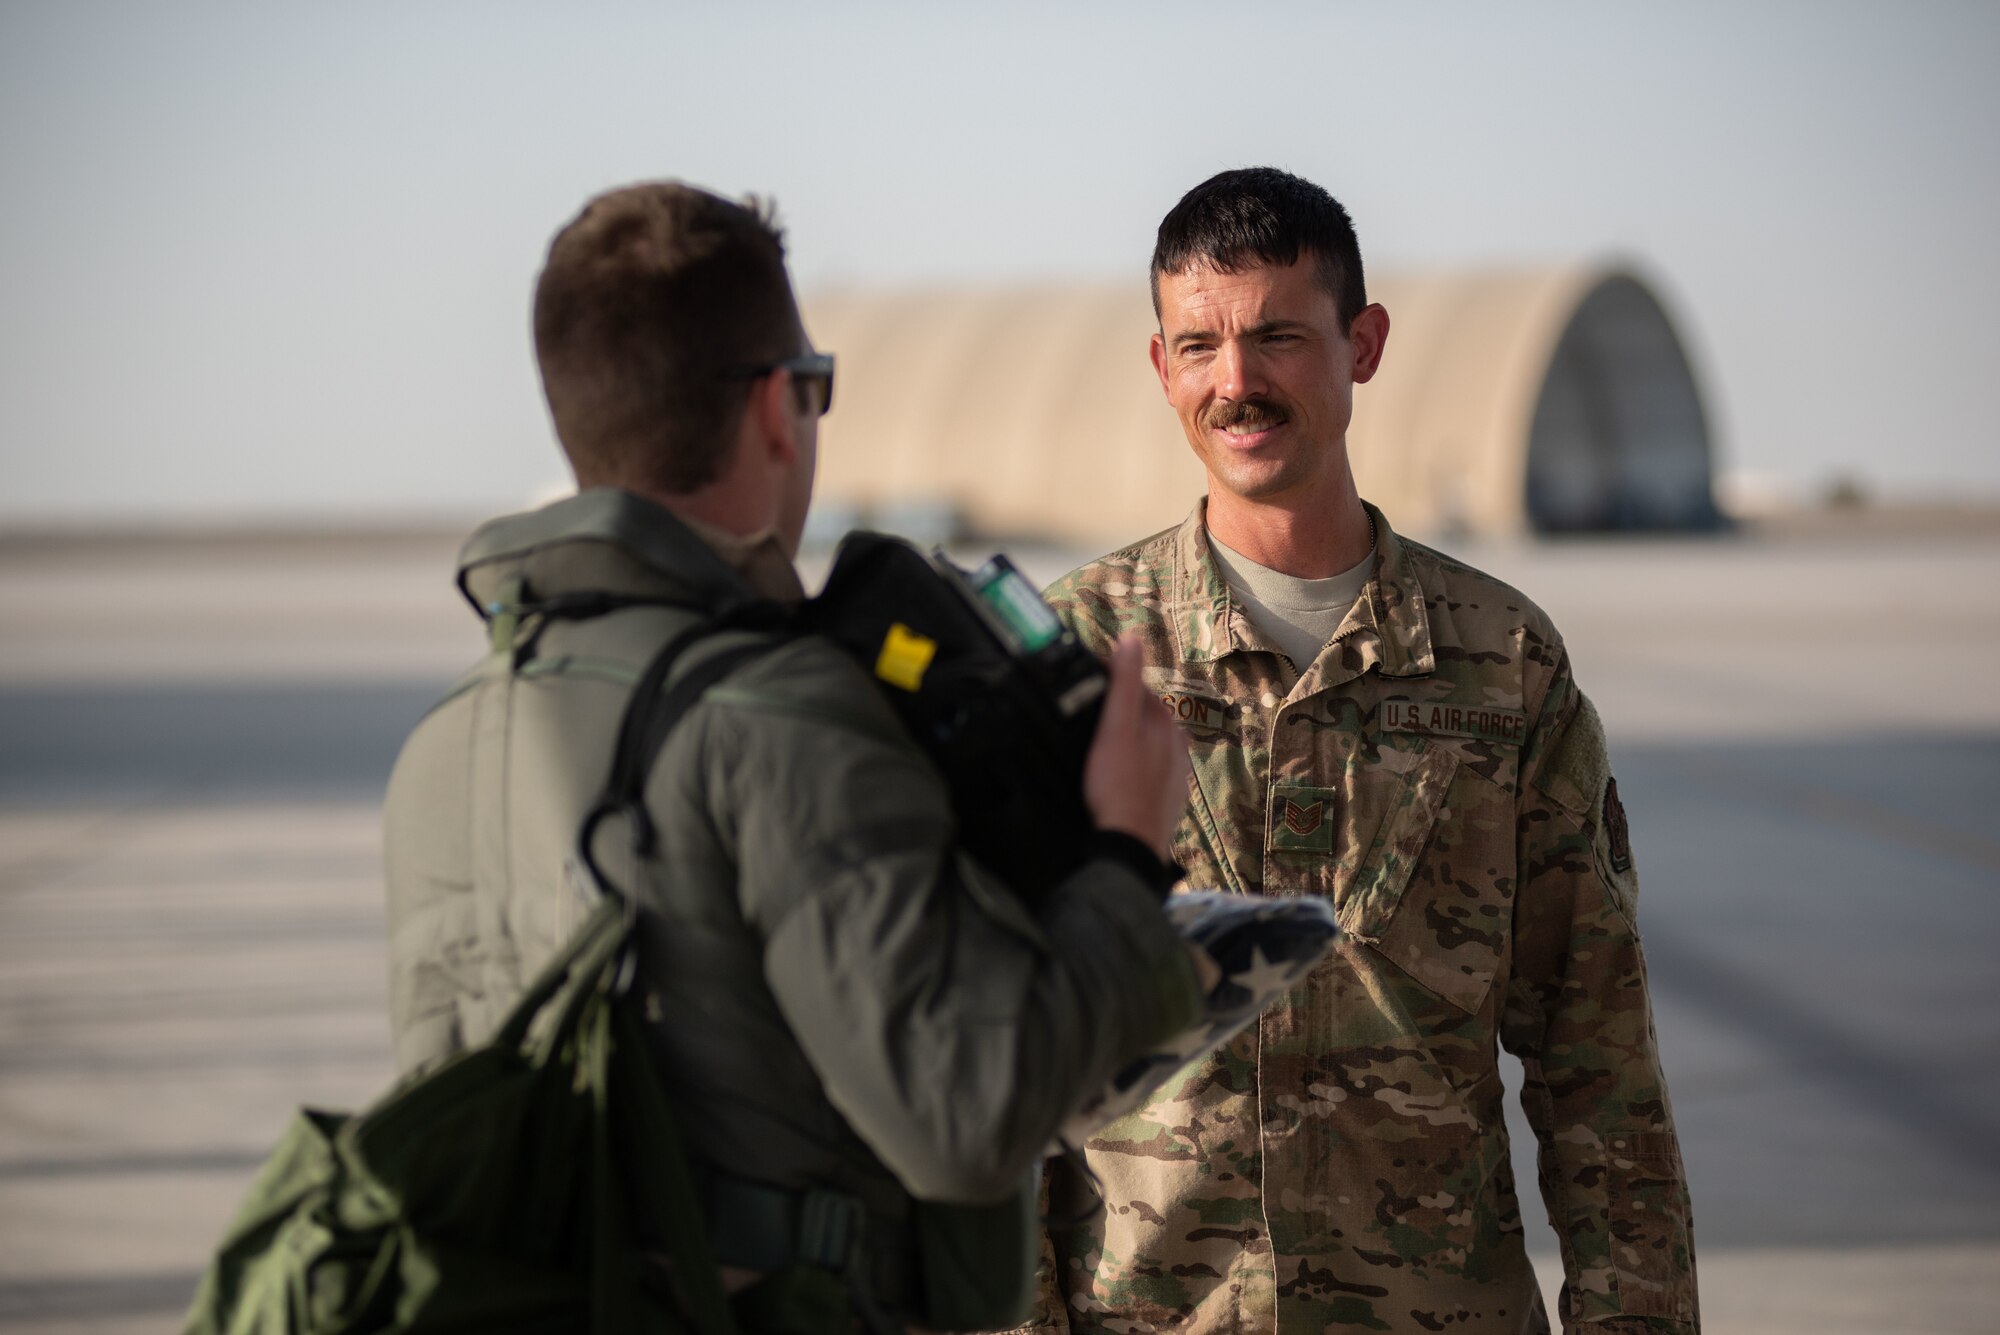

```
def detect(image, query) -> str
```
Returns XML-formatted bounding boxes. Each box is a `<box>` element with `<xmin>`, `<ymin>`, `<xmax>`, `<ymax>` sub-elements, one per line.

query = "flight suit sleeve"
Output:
<box><xmin>1502</xmin><ymin>652</ymin><xmax>1699</xmax><ymax>1331</ymax></box>
<box><xmin>710</xmin><ymin>642</ymin><xmax>1207</xmax><ymax>1206</ymax></box>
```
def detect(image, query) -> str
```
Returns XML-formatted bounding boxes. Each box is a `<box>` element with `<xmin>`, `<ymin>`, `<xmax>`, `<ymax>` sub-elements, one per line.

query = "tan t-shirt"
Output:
<box><xmin>1208</xmin><ymin>533</ymin><xmax>1371</xmax><ymax>670</ymax></box>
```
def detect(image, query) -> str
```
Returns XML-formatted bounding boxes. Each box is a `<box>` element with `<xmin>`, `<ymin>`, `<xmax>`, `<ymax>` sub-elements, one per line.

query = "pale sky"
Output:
<box><xmin>2</xmin><ymin>0</ymin><xmax>1995</xmax><ymax>523</ymax></box>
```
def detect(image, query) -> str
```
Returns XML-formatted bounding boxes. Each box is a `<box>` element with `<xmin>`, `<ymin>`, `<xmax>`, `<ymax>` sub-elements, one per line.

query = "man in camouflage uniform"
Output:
<box><xmin>1020</xmin><ymin>169</ymin><xmax>1697</xmax><ymax>1332</ymax></box>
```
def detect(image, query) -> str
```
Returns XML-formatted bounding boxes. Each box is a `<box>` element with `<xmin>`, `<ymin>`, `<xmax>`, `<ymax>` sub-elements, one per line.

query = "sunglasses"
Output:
<box><xmin>721</xmin><ymin>352</ymin><xmax>836</xmax><ymax>417</ymax></box>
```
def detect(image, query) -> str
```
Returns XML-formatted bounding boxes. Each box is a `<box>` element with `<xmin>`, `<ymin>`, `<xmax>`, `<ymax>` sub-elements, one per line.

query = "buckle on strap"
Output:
<box><xmin>706</xmin><ymin>1175</ymin><xmax>867</xmax><ymax>1274</ymax></box>
<box><xmin>703</xmin><ymin>1172</ymin><xmax>916</xmax><ymax>1318</ymax></box>
<box><xmin>797</xmin><ymin>1189</ymin><xmax>863</xmax><ymax>1270</ymax></box>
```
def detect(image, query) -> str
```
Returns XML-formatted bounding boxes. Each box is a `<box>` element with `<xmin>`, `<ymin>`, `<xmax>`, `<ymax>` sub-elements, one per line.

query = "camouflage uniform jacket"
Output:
<box><xmin>1026</xmin><ymin>500</ymin><xmax>1697</xmax><ymax>1334</ymax></box>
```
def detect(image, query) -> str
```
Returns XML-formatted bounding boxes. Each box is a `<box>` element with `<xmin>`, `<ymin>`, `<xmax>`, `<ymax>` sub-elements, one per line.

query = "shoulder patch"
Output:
<box><xmin>1534</xmin><ymin>694</ymin><xmax>1609</xmax><ymax>822</ymax></box>
<box><xmin>1534</xmin><ymin>694</ymin><xmax>1641</xmax><ymax>920</ymax></box>
<box><xmin>1604</xmin><ymin>775</ymin><xmax>1633</xmax><ymax>873</ymax></box>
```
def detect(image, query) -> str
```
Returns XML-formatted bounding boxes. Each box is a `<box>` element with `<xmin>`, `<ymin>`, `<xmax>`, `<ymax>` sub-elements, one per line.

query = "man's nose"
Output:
<box><xmin>1212</xmin><ymin>339</ymin><xmax>1265</xmax><ymax>400</ymax></box>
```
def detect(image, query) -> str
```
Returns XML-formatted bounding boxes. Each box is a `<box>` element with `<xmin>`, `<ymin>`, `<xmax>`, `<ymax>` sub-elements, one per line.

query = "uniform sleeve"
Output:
<box><xmin>1043</xmin><ymin>567</ymin><xmax>1118</xmax><ymax>657</ymax></box>
<box><xmin>711</xmin><ymin>642</ymin><xmax>1207</xmax><ymax>1206</ymax></box>
<box><xmin>1502</xmin><ymin>652</ymin><xmax>1700</xmax><ymax>1331</ymax></box>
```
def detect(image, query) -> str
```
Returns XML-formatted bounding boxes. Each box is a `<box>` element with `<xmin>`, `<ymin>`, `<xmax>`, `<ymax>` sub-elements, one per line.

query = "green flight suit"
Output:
<box><xmin>382</xmin><ymin>489</ymin><xmax>1204</xmax><ymax>1328</ymax></box>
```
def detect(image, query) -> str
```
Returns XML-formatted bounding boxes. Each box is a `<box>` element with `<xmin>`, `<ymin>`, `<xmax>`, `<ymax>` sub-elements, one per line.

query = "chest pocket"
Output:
<box><xmin>1270</xmin><ymin>716</ymin><xmax>1513</xmax><ymax>1015</ymax></box>
<box><xmin>1144</xmin><ymin>670</ymin><xmax>1251</xmax><ymax>895</ymax></box>
<box><xmin>1359</xmin><ymin>746</ymin><xmax>1515</xmax><ymax>1014</ymax></box>
<box><xmin>1333</xmin><ymin>738</ymin><xmax>1459</xmax><ymax>942</ymax></box>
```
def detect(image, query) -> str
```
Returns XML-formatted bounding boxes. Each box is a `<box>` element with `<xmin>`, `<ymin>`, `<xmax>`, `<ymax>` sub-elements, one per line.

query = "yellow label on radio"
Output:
<box><xmin>874</xmin><ymin>622</ymin><xmax>938</xmax><ymax>692</ymax></box>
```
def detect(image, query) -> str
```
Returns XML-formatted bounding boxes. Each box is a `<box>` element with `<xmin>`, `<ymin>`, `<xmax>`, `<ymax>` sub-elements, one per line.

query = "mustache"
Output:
<box><xmin>1204</xmin><ymin>397</ymin><xmax>1290</xmax><ymax>432</ymax></box>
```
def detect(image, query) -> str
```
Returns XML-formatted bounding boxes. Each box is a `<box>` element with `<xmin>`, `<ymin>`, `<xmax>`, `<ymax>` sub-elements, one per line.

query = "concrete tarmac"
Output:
<box><xmin>3</xmin><ymin>520</ymin><xmax>1998</xmax><ymax>1332</ymax></box>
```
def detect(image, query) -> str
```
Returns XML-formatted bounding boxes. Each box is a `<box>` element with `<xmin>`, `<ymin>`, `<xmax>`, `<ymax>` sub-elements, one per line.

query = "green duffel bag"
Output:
<box><xmin>182</xmin><ymin>614</ymin><xmax>798</xmax><ymax>1335</ymax></box>
<box><xmin>182</xmin><ymin>887</ymin><xmax>737</xmax><ymax>1335</ymax></box>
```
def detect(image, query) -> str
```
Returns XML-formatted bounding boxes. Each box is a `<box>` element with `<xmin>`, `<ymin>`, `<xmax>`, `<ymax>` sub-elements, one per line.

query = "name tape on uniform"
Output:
<box><xmin>1381</xmin><ymin>699</ymin><xmax>1526</xmax><ymax>746</ymax></box>
<box><xmin>1152</xmin><ymin>687</ymin><xmax>1237</xmax><ymax>740</ymax></box>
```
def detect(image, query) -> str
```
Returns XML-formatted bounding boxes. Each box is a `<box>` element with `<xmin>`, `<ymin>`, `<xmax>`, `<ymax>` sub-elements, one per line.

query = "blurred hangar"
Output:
<box><xmin>803</xmin><ymin>265</ymin><xmax>1720</xmax><ymax>544</ymax></box>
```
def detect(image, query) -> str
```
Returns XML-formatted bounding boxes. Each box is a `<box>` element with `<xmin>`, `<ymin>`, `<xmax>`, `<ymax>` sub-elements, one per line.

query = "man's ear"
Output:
<box><xmin>746</xmin><ymin>370</ymin><xmax>801</xmax><ymax>466</ymax></box>
<box><xmin>1349</xmin><ymin>304</ymin><xmax>1391</xmax><ymax>384</ymax></box>
<box><xmin>1149</xmin><ymin>332</ymin><xmax>1170</xmax><ymax>395</ymax></box>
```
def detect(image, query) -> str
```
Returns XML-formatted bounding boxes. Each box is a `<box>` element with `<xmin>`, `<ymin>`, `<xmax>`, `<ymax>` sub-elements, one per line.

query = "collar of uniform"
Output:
<box><xmin>1348</xmin><ymin>500</ymin><xmax>1434</xmax><ymax>679</ymax></box>
<box><xmin>1167</xmin><ymin>496</ymin><xmax>1433</xmax><ymax>679</ymax></box>
<box><xmin>1167</xmin><ymin>498</ymin><xmax>1244</xmax><ymax>663</ymax></box>
<box><xmin>674</xmin><ymin>513</ymin><xmax>809</xmax><ymax>604</ymax></box>
<box><xmin>454</xmin><ymin>487</ymin><xmax>800</xmax><ymax>620</ymax></box>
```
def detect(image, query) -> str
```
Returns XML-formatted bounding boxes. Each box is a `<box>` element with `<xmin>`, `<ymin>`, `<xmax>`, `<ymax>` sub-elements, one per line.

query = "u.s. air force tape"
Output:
<box><xmin>1381</xmin><ymin>699</ymin><xmax>1527</xmax><ymax>746</ymax></box>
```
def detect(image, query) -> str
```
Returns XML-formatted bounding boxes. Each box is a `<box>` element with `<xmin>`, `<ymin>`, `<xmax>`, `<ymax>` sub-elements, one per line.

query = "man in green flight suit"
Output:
<box><xmin>381</xmin><ymin>181</ymin><xmax>1218</xmax><ymax>1333</ymax></box>
<box><xmin>1015</xmin><ymin>169</ymin><xmax>1698</xmax><ymax>1332</ymax></box>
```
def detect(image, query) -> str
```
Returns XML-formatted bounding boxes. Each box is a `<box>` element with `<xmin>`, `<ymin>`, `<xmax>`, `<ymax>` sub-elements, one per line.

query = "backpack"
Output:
<box><xmin>181</xmin><ymin>621</ymin><xmax>773</xmax><ymax>1335</ymax></box>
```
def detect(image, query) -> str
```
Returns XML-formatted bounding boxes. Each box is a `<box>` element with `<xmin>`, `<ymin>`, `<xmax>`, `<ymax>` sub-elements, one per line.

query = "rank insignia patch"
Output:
<box><xmin>1270</xmin><ymin>784</ymin><xmax>1338</xmax><ymax>855</ymax></box>
<box><xmin>1604</xmin><ymin>775</ymin><xmax>1632</xmax><ymax>873</ymax></box>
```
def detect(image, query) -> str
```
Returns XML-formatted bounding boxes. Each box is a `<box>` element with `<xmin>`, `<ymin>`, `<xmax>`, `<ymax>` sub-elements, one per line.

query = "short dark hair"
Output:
<box><xmin>533</xmin><ymin>182</ymin><xmax>800</xmax><ymax>494</ymax></box>
<box><xmin>1150</xmin><ymin>167</ymin><xmax>1367</xmax><ymax>329</ymax></box>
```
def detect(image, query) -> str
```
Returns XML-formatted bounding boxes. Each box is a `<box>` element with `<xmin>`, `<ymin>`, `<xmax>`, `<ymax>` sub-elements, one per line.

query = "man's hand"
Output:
<box><xmin>1083</xmin><ymin>635</ymin><xmax>1192</xmax><ymax>860</ymax></box>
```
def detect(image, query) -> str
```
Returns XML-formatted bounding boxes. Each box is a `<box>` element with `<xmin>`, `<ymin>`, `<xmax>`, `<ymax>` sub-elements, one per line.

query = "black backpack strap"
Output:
<box><xmin>577</xmin><ymin>606</ymin><xmax>791</xmax><ymax>900</ymax></box>
<box><xmin>564</xmin><ymin>606</ymin><xmax>790</xmax><ymax>1335</ymax></box>
<box><xmin>490</xmin><ymin>588</ymin><xmax>709</xmax><ymax>666</ymax></box>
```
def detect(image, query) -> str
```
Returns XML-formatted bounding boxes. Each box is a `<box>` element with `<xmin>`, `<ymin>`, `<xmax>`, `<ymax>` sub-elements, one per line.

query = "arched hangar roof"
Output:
<box><xmin>801</xmin><ymin>265</ymin><xmax>1717</xmax><ymax>543</ymax></box>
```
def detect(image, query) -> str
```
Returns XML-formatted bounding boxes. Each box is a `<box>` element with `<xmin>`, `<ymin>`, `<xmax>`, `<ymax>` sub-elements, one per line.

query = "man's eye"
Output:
<box><xmin>1263</xmin><ymin>333</ymin><xmax>1299</xmax><ymax>345</ymax></box>
<box><xmin>1178</xmin><ymin>343</ymin><xmax>1214</xmax><ymax>357</ymax></box>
